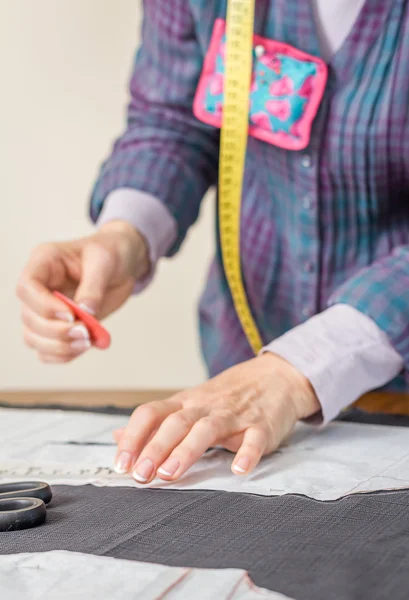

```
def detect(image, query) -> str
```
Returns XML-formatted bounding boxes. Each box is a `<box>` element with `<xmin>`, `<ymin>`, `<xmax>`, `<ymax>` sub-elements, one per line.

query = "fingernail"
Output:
<box><xmin>233</xmin><ymin>457</ymin><xmax>251</xmax><ymax>474</ymax></box>
<box><xmin>56</xmin><ymin>312</ymin><xmax>74</xmax><ymax>323</ymax></box>
<box><xmin>68</xmin><ymin>325</ymin><xmax>90</xmax><ymax>340</ymax></box>
<box><xmin>71</xmin><ymin>339</ymin><xmax>92</xmax><ymax>351</ymax></box>
<box><xmin>114</xmin><ymin>452</ymin><xmax>132</xmax><ymax>474</ymax></box>
<box><xmin>133</xmin><ymin>458</ymin><xmax>154</xmax><ymax>483</ymax></box>
<box><xmin>158</xmin><ymin>458</ymin><xmax>180</xmax><ymax>477</ymax></box>
<box><xmin>78</xmin><ymin>302</ymin><xmax>96</xmax><ymax>315</ymax></box>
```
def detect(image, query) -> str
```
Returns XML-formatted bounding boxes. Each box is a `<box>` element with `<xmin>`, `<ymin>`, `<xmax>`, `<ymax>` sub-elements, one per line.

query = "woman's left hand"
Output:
<box><xmin>113</xmin><ymin>354</ymin><xmax>320</xmax><ymax>482</ymax></box>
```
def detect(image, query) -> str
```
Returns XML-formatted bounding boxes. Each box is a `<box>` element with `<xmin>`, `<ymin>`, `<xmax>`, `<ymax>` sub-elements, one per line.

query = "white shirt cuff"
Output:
<box><xmin>261</xmin><ymin>305</ymin><xmax>404</xmax><ymax>425</ymax></box>
<box><xmin>97</xmin><ymin>188</ymin><xmax>177</xmax><ymax>292</ymax></box>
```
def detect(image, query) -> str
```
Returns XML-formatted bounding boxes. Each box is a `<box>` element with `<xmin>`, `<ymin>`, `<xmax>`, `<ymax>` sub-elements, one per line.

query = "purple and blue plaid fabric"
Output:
<box><xmin>90</xmin><ymin>0</ymin><xmax>409</xmax><ymax>389</ymax></box>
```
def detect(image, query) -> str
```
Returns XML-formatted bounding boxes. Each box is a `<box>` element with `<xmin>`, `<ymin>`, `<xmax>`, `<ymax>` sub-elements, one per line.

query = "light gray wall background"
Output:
<box><xmin>0</xmin><ymin>1</ymin><xmax>215</xmax><ymax>390</ymax></box>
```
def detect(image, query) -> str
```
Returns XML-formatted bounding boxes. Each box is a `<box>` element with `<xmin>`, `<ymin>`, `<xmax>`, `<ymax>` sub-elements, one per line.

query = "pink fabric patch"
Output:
<box><xmin>193</xmin><ymin>19</ymin><xmax>328</xmax><ymax>151</ymax></box>
<box><xmin>210</xmin><ymin>73</ymin><xmax>224</xmax><ymax>96</ymax></box>
<box><xmin>259</xmin><ymin>55</ymin><xmax>282</xmax><ymax>74</ymax></box>
<box><xmin>266</xmin><ymin>99</ymin><xmax>291</xmax><ymax>121</ymax></box>
<box><xmin>269</xmin><ymin>75</ymin><xmax>293</xmax><ymax>97</ymax></box>
<box><xmin>271</xmin><ymin>57</ymin><xmax>282</xmax><ymax>75</ymax></box>
<box><xmin>299</xmin><ymin>75</ymin><xmax>314</xmax><ymax>98</ymax></box>
<box><xmin>251</xmin><ymin>112</ymin><xmax>273</xmax><ymax>131</ymax></box>
<box><xmin>258</xmin><ymin>54</ymin><xmax>272</xmax><ymax>67</ymax></box>
<box><xmin>290</xmin><ymin>121</ymin><xmax>301</xmax><ymax>137</ymax></box>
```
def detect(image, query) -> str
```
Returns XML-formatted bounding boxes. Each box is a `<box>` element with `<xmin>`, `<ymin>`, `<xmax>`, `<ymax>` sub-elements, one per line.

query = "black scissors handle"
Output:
<box><xmin>0</xmin><ymin>498</ymin><xmax>47</xmax><ymax>532</ymax></box>
<box><xmin>0</xmin><ymin>482</ymin><xmax>52</xmax><ymax>505</ymax></box>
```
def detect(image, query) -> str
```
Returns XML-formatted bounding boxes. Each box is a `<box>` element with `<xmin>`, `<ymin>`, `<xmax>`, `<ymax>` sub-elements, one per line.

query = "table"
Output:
<box><xmin>1</xmin><ymin>393</ymin><xmax>409</xmax><ymax>599</ymax></box>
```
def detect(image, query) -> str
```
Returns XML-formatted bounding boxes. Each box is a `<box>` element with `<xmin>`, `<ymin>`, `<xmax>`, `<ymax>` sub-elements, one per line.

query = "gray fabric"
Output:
<box><xmin>0</xmin><ymin>402</ymin><xmax>134</xmax><ymax>416</ymax></box>
<box><xmin>337</xmin><ymin>407</ymin><xmax>409</xmax><ymax>427</ymax></box>
<box><xmin>1</xmin><ymin>485</ymin><xmax>409</xmax><ymax>600</ymax></box>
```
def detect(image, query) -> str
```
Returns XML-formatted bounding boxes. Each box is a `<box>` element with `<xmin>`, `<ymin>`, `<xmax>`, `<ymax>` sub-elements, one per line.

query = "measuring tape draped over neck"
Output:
<box><xmin>219</xmin><ymin>0</ymin><xmax>262</xmax><ymax>354</ymax></box>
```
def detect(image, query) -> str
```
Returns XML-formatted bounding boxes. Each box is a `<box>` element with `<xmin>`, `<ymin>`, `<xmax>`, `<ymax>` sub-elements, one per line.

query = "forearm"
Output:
<box><xmin>90</xmin><ymin>0</ymin><xmax>219</xmax><ymax>254</ymax></box>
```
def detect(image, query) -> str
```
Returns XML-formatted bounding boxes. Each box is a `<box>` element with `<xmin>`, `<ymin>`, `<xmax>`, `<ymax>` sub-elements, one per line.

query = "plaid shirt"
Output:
<box><xmin>91</xmin><ymin>0</ymin><xmax>409</xmax><ymax>402</ymax></box>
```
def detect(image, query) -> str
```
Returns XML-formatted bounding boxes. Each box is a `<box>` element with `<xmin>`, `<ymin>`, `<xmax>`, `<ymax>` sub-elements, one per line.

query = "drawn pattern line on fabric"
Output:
<box><xmin>341</xmin><ymin>448</ymin><xmax>409</xmax><ymax>497</ymax></box>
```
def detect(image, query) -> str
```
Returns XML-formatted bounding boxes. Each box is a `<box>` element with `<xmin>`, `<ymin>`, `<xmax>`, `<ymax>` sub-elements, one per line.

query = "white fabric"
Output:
<box><xmin>2</xmin><ymin>408</ymin><xmax>409</xmax><ymax>501</ymax></box>
<box><xmin>312</xmin><ymin>0</ymin><xmax>366</xmax><ymax>60</ymax></box>
<box><xmin>0</xmin><ymin>551</ymin><xmax>291</xmax><ymax>600</ymax></box>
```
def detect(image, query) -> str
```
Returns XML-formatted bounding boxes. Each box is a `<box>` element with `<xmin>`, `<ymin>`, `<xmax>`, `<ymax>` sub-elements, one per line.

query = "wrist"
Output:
<box><xmin>260</xmin><ymin>353</ymin><xmax>320</xmax><ymax>420</ymax></box>
<box><xmin>98</xmin><ymin>220</ymin><xmax>150</xmax><ymax>281</ymax></box>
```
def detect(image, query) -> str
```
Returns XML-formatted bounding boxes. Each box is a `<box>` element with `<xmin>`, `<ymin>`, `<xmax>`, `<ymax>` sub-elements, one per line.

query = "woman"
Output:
<box><xmin>17</xmin><ymin>0</ymin><xmax>409</xmax><ymax>484</ymax></box>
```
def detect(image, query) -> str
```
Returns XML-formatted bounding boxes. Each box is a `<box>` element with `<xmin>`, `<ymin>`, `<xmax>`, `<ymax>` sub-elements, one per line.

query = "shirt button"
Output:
<box><xmin>303</xmin><ymin>195</ymin><xmax>314</xmax><ymax>210</ymax></box>
<box><xmin>304</xmin><ymin>262</ymin><xmax>315</xmax><ymax>273</ymax></box>
<box><xmin>255</xmin><ymin>45</ymin><xmax>265</xmax><ymax>58</ymax></box>
<box><xmin>302</xmin><ymin>307</ymin><xmax>312</xmax><ymax>318</ymax></box>
<box><xmin>301</xmin><ymin>154</ymin><xmax>312</xmax><ymax>169</ymax></box>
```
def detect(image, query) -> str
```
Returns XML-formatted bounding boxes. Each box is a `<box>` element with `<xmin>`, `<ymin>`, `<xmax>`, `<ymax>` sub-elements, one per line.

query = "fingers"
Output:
<box><xmin>21</xmin><ymin>303</ymin><xmax>92</xmax><ymax>362</ymax></box>
<box><xmin>231</xmin><ymin>427</ymin><xmax>267</xmax><ymax>476</ymax></box>
<box><xmin>74</xmin><ymin>242</ymin><xmax>116</xmax><ymax>316</ymax></box>
<box><xmin>21</xmin><ymin>305</ymin><xmax>81</xmax><ymax>340</ymax></box>
<box><xmin>155</xmin><ymin>416</ymin><xmax>225</xmax><ymax>481</ymax></box>
<box><xmin>131</xmin><ymin>406</ymin><xmax>235</xmax><ymax>483</ymax></box>
<box><xmin>113</xmin><ymin>427</ymin><xmax>158</xmax><ymax>445</ymax></box>
<box><xmin>17</xmin><ymin>238</ymin><xmax>123</xmax><ymax>364</ymax></box>
<box><xmin>17</xmin><ymin>242</ymin><xmax>77</xmax><ymax>319</ymax></box>
<box><xmin>112</xmin><ymin>358</ymin><xmax>284</xmax><ymax>485</ymax></box>
<box><xmin>23</xmin><ymin>328</ymin><xmax>91</xmax><ymax>357</ymax></box>
<box><xmin>131</xmin><ymin>408</ymin><xmax>204</xmax><ymax>483</ymax></box>
<box><xmin>114</xmin><ymin>400</ymin><xmax>181</xmax><ymax>475</ymax></box>
<box><xmin>115</xmin><ymin>412</ymin><xmax>267</xmax><ymax>483</ymax></box>
<box><xmin>17</xmin><ymin>278</ymin><xmax>74</xmax><ymax>323</ymax></box>
<box><xmin>17</xmin><ymin>247</ymin><xmax>92</xmax><ymax>363</ymax></box>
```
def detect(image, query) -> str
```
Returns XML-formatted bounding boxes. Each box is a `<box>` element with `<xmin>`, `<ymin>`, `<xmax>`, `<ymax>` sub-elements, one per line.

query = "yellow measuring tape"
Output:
<box><xmin>219</xmin><ymin>0</ymin><xmax>262</xmax><ymax>354</ymax></box>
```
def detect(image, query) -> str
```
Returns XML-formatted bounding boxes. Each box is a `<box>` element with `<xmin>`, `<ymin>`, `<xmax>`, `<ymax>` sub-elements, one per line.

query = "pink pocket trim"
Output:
<box><xmin>193</xmin><ymin>19</ymin><xmax>328</xmax><ymax>151</ymax></box>
<box><xmin>193</xmin><ymin>20</ymin><xmax>226</xmax><ymax>131</ymax></box>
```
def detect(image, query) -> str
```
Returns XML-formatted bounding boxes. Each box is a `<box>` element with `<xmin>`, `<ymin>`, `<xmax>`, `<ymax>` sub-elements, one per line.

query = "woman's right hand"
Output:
<box><xmin>16</xmin><ymin>220</ymin><xmax>150</xmax><ymax>364</ymax></box>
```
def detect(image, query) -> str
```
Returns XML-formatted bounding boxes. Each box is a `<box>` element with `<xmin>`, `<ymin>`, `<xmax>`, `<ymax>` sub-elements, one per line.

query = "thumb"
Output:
<box><xmin>74</xmin><ymin>241</ymin><xmax>116</xmax><ymax>317</ymax></box>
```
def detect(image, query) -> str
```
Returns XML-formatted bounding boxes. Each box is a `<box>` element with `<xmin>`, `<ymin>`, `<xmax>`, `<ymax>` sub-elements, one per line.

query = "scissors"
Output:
<box><xmin>0</xmin><ymin>482</ymin><xmax>53</xmax><ymax>532</ymax></box>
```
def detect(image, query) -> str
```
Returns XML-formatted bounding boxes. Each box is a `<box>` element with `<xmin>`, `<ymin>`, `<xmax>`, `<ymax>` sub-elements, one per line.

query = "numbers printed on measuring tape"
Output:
<box><xmin>219</xmin><ymin>0</ymin><xmax>263</xmax><ymax>354</ymax></box>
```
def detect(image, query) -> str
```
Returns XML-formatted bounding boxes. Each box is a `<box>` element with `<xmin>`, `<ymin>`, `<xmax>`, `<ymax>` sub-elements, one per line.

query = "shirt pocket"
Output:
<box><xmin>193</xmin><ymin>19</ymin><xmax>328</xmax><ymax>151</ymax></box>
